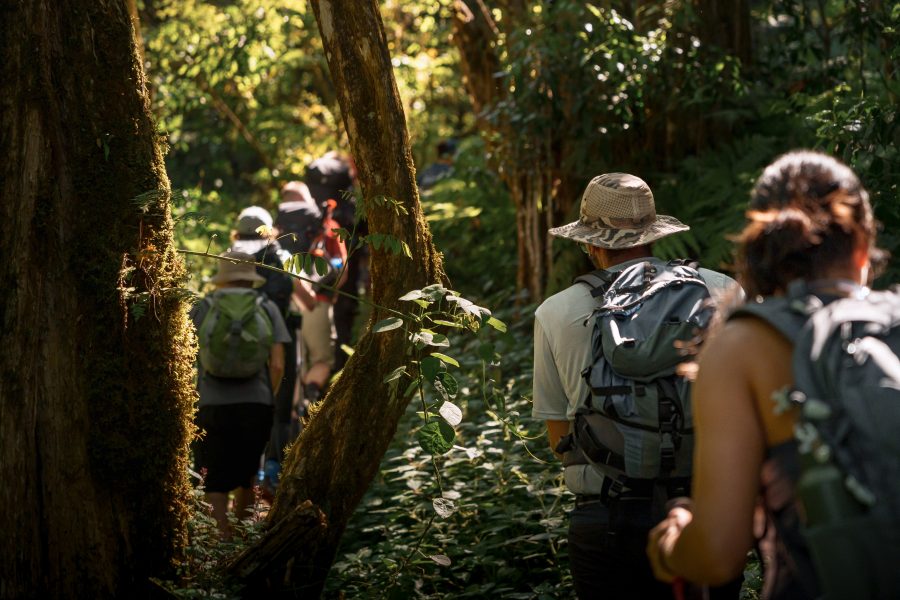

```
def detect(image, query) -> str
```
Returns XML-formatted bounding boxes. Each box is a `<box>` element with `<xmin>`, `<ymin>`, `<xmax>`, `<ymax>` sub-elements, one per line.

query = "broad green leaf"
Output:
<box><xmin>410</xmin><ymin>331</ymin><xmax>434</xmax><ymax>348</ymax></box>
<box><xmin>402</xmin><ymin>376</ymin><xmax>421</xmax><ymax>398</ymax></box>
<box><xmin>432</xmin><ymin>497</ymin><xmax>458</xmax><ymax>518</ymax></box>
<box><xmin>429</xmin><ymin>333</ymin><xmax>450</xmax><ymax>347</ymax></box>
<box><xmin>420</xmin><ymin>355</ymin><xmax>444</xmax><ymax>382</ymax></box>
<box><xmin>429</xmin><ymin>554</ymin><xmax>452</xmax><ymax>567</ymax></box>
<box><xmin>383</xmin><ymin>366</ymin><xmax>406</xmax><ymax>383</ymax></box>
<box><xmin>447</xmin><ymin>294</ymin><xmax>491</xmax><ymax>318</ymax></box>
<box><xmin>399</xmin><ymin>289</ymin><xmax>426</xmax><ymax>301</ymax></box>
<box><xmin>486</xmin><ymin>316</ymin><xmax>508</xmax><ymax>333</ymax></box>
<box><xmin>314</xmin><ymin>256</ymin><xmax>328</xmax><ymax>276</ymax></box>
<box><xmin>436</xmin><ymin>372</ymin><xmax>458</xmax><ymax>398</ymax></box>
<box><xmin>373</xmin><ymin>317</ymin><xmax>404</xmax><ymax>333</ymax></box>
<box><xmin>439</xmin><ymin>401</ymin><xmax>463</xmax><ymax>426</ymax></box>
<box><xmin>417</xmin><ymin>421</ymin><xmax>455</xmax><ymax>455</ymax></box>
<box><xmin>430</xmin><ymin>352</ymin><xmax>459</xmax><ymax>367</ymax></box>
<box><xmin>432</xmin><ymin>319</ymin><xmax>464</xmax><ymax>328</ymax></box>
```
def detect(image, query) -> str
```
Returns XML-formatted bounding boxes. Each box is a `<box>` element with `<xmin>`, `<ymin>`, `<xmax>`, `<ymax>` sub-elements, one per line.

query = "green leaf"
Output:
<box><xmin>373</xmin><ymin>317</ymin><xmax>404</xmax><ymax>333</ymax></box>
<box><xmin>436</xmin><ymin>372</ymin><xmax>458</xmax><ymax>398</ymax></box>
<box><xmin>432</xmin><ymin>319</ymin><xmax>463</xmax><ymax>328</ymax></box>
<box><xmin>432</xmin><ymin>497</ymin><xmax>458</xmax><ymax>518</ymax></box>
<box><xmin>438</xmin><ymin>400</ymin><xmax>463</xmax><ymax>426</ymax></box>
<box><xmin>402</xmin><ymin>376</ymin><xmax>421</xmax><ymax>398</ymax></box>
<box><xmin>383</xmin><ymin>366</ymin><xmax>406</xmax><ymax>383</ymax></box>
<box><xmin>430</xmin><ymin>352</ymin><xmax>459</xmax><ymax>368</ymax></box>
<box><xmin>417</xmin><ymin>421</ymin><xmax>455</xmax><ymax>455</ymax></box>
<box><xmin>429</xmin><ymin>554</ymin><xmax>452</xmax><ymax>567</ymax></box>
<box><xmin>430</xmin><ymin>333</ymin><xmax>450</xmax><ymax>347</ymax></box>
<box><xmin>420</xmin><ymin>355</ymin><xmax>444</xmax><ymax>382</ymax></box>
<box><xmin>314</xmin><ymin>256</ymin><xmax>328</xmax><ymax>276</ymax></box>
<box><xmin>399</xmin><ymin>289</ymin><xmax>426</xmax><ymax>301</ymax></box>
<box><xmin>486</xmin><ymin>316</ymin><xmax>508</xmax><ymax>333</ymax></box>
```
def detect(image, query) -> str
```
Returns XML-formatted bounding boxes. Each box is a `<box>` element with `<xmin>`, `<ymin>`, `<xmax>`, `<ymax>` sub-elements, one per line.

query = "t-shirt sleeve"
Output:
<box><xmin>264</xmin><ymin>301</ymin><xmax>292</xmax><ymax>344</ymax></box>
<box><xmin>531</xmin><ymin>313</ymin><xmax>570</xmax><ymax>421</ymax></box>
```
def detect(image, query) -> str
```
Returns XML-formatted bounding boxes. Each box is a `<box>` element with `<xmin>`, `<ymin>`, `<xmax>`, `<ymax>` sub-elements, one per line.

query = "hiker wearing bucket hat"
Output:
<box><xmin>532</xmin><ymin>174</ymin><xmax>741</xmax><ymax>599</ymax></box>
<box><xmin>190</xmin><ymin>251</ymin><xmax>292</xmax><ymax>538</ymax></box>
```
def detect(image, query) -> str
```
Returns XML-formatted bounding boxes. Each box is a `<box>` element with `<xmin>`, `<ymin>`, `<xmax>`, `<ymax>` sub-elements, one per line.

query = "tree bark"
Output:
<box><xmin>0</xmin><ymin>2</ymin><xmax>194</xmax><ymax>598</ymax></box>
<box><xmin>693</xmin><ymin>0</ymin><xmax>753</xmax><ymax>65</ymax></box>
<box><xmin>452</xmin><ymin>1</ymin><xmax>589</xmax><ymax>302</ymax></box>
<box><xmin>228</xmin><ymin>0</ymin><xmax>446</xmax><ymax>596</ymax></box>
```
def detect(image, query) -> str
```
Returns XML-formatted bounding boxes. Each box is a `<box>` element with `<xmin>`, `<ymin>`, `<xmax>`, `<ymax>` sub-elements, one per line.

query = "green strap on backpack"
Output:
<box><xmin>197</xmin><ymin>289</ymin><xmax>274</xmax><ymax>379</ymax></box>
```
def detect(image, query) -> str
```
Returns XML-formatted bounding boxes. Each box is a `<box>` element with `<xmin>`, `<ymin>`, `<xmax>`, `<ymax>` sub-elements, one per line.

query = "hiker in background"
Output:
<box><xmin>191</xmin><ymin>251</ymin><xmax>292</xmax><ymax>538</ymax></box>
<box><xmin>305</xmin><ymin>152</ymin><xmax>365</xmax><ymax>372</ymax></box>
<box><xmin>416</xmin><ymin>138</ymin><xmax>456</xmax><ymax>191</ymax></box>
<box><xmin>274</xmin><ymin>181</ymin><xmax>345</xmax><ymax>412</ymax></box>
<box><xmin>532</xmin><ymin>173</ymin><xmax>741</xmax><ymax>599</ymax></box>
<box><xmin>230</xmin><ymin>205</ymin><xmax>311</xmax><ymax>498</ymax></box>
<box><xmin>647</xmin><ymin>151</ymin><xmax>900</xmax><ymax>600</ymax></box>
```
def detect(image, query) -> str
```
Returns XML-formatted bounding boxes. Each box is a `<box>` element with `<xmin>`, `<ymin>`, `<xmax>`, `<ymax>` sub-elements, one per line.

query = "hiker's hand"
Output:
<box><xmin>647</xmin><ymin>506</ymin><xmax>692</xmax><ymax>582</ymax></box>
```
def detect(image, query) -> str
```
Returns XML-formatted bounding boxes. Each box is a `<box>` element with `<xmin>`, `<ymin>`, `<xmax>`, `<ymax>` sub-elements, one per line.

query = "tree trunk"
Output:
<box><xmin>0</xmin><ymin>2</ymin><xmax>194</xmax><ymax>598</ymax></box>
<box><xmin>228</xmin><ymin>1</ymin><xmax>446</xmax><ymax>596</ymax></box>
<box><xmin>693</xmin><ymin>0</ymin><xmax>752</xmax><ymax>65</ymax></box>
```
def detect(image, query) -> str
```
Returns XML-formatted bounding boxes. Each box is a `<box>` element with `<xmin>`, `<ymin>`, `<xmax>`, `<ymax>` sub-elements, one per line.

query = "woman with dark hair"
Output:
<box><xmin>644</xmin><ymin>151</ymin><xmax>888</xmax><ymax>599</ymax></box>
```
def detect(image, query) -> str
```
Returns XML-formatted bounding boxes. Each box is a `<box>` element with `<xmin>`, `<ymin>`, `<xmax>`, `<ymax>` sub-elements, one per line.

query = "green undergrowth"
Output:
<box><xmin>326</xmin><ymin>294</ymin><xmax>574</xmax><ymax>599</ymax></box>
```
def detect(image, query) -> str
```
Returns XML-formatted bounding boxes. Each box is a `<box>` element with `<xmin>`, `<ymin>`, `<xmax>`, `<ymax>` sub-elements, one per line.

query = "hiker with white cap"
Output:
<box><xmin>190</xmin><ymin>251</ymin><xmax>292</xmax><ymax>538</ymax></box>
<box><xmin>532</xmin><ymin>173</ymin><xmax>742</xmax><ymax>599</ymax></box>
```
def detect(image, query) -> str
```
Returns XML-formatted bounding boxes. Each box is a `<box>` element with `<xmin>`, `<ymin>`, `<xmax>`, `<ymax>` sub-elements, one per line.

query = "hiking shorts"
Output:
<box><xmin>300</xmin><ymin>301</ymin><xmax>335</xmax><ymax>372</ymax></box>
<box><xmin>194</xmin><ymin>403</ymin><xmax>273</xmax><ymax>493</ymax></box>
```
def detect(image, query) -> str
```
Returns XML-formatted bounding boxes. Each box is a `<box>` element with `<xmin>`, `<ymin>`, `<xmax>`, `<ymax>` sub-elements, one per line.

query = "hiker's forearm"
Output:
<box><xmin>269</xmin><ymin>343</ymin><xmax>285</xmax><ymax>396</ymax></box>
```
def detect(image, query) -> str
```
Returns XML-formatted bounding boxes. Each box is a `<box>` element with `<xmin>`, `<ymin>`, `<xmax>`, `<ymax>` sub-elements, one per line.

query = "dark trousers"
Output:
<box><xmin>569</xmin><ymin>498</ymin><xmax>743</xmax><ymax>600</ymax></box>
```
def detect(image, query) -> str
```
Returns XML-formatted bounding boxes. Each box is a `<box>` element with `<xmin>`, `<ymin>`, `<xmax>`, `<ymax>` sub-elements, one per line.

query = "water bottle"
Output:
<box><xmin>796</xmin><ymin>461</ymin><xmax>864</xmax><ymax>525</ymax></box>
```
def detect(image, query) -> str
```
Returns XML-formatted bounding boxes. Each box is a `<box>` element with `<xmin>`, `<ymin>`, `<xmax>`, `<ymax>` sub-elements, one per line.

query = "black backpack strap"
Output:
<box><xmin>574</xmin><ymin>269</ymin><xmax>616</xmax><ymax>298</ymax></box>
<box><xmin>730</xmin><ymin>295</ymin><xmax>813</xmax><ymax>343</ymax></box>
<box><xmin>667</xmin><ymin>258</ymin><xmax>700</xmax><ymax>270</ymax></box>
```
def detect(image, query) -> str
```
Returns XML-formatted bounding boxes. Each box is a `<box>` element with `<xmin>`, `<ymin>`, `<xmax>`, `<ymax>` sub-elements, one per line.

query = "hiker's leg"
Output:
<box><xmin>300</xmin><ymin>302</ymin><xmax>335</xmax><ymax>392</ymax></box>
<box><xmin>568</xmin><ymin>498</ymin><xmax>674</xmax><ymax>600</ymax></box>
<box><xmin>568</xmin><ymin>500</ymin><xmax>608</xmax><ymax>598</ymax></box>
<box><xmin>206</xmin><ymin>492</ymin><xmax>231</xmax><ymax>537</ymax></box>
<box><xmin>232</xmin><ymin>487</ymin><xmax>254</xmax><ymax>521</ymax></box>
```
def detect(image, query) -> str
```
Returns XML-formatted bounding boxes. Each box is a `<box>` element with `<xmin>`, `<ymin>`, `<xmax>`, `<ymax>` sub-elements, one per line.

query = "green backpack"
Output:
<box><xmin>197</xmin><ymin>289</ymin><xmax>274</xmax><ymax>379</ymax></box>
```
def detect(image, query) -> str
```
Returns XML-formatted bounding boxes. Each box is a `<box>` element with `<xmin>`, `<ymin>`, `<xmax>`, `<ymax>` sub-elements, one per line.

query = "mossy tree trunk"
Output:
<box><xmin>227</xmin><ymin>0</ymin><xmax>446</xmax><ymax>596</ymax></box>
<box><xmin>0</xmin><ymin>2</ymin><xmax>195</xmax><ymax>598</ymax></box>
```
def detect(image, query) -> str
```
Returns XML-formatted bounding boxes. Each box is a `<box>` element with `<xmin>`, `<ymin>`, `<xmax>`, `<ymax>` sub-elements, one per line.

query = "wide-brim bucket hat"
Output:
<box><xmin>209</xmin><ymin>251</ymin><xmax>266</xmax><ymax>287</ymax></box>
<box><xmin>549</xmin><ymin>173</ymin><xmax>689</xmax><ymax>249</ymax></box>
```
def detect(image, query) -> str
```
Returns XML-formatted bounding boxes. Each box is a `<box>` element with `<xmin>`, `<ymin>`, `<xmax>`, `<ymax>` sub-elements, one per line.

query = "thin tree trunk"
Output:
<box><xmin>228</xmin><ymin>1</ymin><xmax>446</xmax><ymax>596</ymax></box>
<box><xmin>0</xmin><ymin>1</ymin><xmax>194</xmax><ymax>598</ymax></box>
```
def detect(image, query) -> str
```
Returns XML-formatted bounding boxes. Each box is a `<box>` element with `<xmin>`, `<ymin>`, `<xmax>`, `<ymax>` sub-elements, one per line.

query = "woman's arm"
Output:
<box><xmin>648</xmin><ymin>318</ymin><xmax>793</xmax><ymax>585</ymax></box>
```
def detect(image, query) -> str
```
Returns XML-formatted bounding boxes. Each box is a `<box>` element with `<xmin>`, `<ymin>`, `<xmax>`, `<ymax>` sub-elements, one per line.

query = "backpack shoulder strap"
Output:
<box><xmin>574</xmin><ymin>269</ymin><xmax>616</xmax><ymax>298</ymax></box>
<box><xmin>729</xmin><ymin>296</ymin><xmax>810</xmax><ymax>343</ymax></box>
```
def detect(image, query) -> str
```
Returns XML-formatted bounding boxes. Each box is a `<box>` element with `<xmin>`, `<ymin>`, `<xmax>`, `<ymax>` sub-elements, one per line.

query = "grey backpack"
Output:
<box><xmin>560</xmin><ymin>259</ymin><xmax>714</xmax><ymax>488</ymax></box>
<box><xmin>737</xmin><ymin>283</ymin><xmax>900</xmax><ymax>600</ymax></box>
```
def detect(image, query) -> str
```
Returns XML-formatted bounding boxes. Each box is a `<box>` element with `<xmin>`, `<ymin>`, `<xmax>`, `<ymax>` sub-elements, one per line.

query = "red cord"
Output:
<box><xmin>672</xmin><ymin>577</ymin><xmax>685</xmax><ymax>600</ymax></box>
